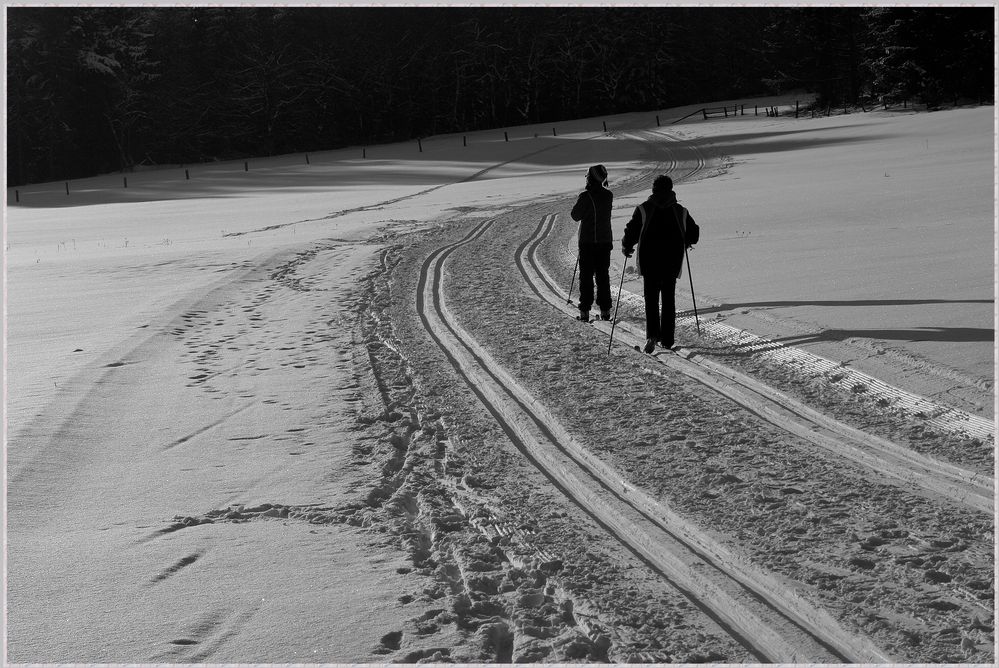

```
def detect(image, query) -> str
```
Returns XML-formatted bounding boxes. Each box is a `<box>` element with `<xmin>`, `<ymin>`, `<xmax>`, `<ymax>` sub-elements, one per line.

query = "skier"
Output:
<box><xmin>621</xmin><ymin>174</ymin><xmax>700</xmax><ymax>353</ymax></box>
<box><xmin>570</xmin><ymin>164</ymin><xmax>614</xmax><ymax>322</ymax></box>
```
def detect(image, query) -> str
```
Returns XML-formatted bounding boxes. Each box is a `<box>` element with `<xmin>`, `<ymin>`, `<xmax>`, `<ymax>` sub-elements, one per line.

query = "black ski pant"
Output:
<box><xmin>578</xmin><ymin>243</ymin><xmax>612</xmax><ymax>313</ymax></box>
<box><xmin>642</xmin><ymin>272</ymin><xmax>677</xmax><ymax>346</ymax></box>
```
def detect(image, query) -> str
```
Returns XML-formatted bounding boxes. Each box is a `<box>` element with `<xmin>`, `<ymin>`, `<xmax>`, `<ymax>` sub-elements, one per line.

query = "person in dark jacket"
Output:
<box><xmin>621</xmin><ymin>174</ymin><xmax>700</xmax><ymax>353</ymax></box>
<box><xmin>570</xmin><ymin>164</ymin><xmax>614</xmax><ymax>322</ymax></box>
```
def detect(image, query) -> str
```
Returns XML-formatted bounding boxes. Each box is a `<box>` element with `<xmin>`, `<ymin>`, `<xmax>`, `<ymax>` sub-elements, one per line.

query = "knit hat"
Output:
<box><xmin>587</xmin><ymin>164</ymin><xmax>608</xmax><ymax>186</ymax></box>
<box><xmin>652</xmin><ymin>174</ymin><xmax>673</xmax><ymax>193</ymax></box>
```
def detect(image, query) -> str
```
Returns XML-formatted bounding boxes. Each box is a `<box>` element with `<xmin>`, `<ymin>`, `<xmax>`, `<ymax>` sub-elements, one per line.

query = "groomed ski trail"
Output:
<box><xmin>521</xmin><ymin>212</ymin><xmax>992</xmax><ymax>516</ymax></box>
<box><xmin>417</xmin><ymin>216</ymin><xmax>892</xmax><ymax>663</ymax></box>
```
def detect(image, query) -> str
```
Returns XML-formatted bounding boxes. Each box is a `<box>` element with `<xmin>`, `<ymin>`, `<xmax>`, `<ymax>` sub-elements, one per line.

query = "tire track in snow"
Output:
<box><xmin>521</xmin><ymin>212</ymin><xmax>993</xmax><ymax>516</ymax></box>
<box><xmin>417</xmin><ymin>217</ymin><xmax>890</xmax><ymax>663</ymax></box>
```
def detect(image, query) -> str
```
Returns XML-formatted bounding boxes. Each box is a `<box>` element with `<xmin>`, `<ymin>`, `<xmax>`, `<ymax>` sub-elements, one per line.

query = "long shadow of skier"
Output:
<box><xmin>703</xmin><ymin>326</ymin><xmax>994</xmax><ymax>358</ymax></box>
<box><xmin>692</xmin><ymin>298</ymin><xmax>994</xmax><ymax>317</ymax></box>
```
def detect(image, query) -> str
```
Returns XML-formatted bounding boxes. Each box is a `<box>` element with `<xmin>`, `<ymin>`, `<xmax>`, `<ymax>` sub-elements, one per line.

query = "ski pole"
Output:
<box><xmin>684</xmin><ymin>245</ymin><xmax>701</xmax><ymax>336</ymax></box>
<box><xmin>566</xmin><ymin>256</ymin><xmax>579</xmax><ymax>305</ymax></box>
<box><xmin>607</xmin><ymin>255</ymin><xmax>629</xmax><ymax>354</ymax></box>
<box><xmin>566</xmin><ymin>219</ymin><xmax>582</xmax><ymax>304</ymax></box>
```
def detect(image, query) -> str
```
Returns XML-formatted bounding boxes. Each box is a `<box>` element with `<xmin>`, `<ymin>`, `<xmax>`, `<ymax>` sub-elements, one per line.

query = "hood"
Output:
<box><xmin>645</xmin><ymin>190</ymin><xmax>677</xmax><ymax>208</ymax></box>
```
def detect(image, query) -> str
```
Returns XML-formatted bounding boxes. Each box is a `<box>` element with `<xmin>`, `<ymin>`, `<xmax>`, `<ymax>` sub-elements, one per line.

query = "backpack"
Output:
<box><xmin>635</xmin><ymin>203</ymin><xmax>696</xmax><ymax>277</ymax></box>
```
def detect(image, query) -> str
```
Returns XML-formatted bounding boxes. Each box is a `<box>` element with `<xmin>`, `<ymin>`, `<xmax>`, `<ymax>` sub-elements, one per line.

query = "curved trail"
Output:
<box><xmin>519</xmin><ymin>213</ymin><xmax>993</xmax><ymax>516</ymax></box>
<box><xmin>616</xmin><ymin>130</ymin><xmax>992</xmax><ymax>443</ymax></box>
<box><xmin>227</xmin><ymin>133</ymin><xmax>606</xmax><ymax>237</ymax></box>
<box><xmin>528</xmin><ymin>127</ymin><xmax>991</xmax><ymax>514</ymax></box>
<box><xmin>416</xmin><ymin>217</ymin><xmax>891</xmax><ymax>663</ymax></box>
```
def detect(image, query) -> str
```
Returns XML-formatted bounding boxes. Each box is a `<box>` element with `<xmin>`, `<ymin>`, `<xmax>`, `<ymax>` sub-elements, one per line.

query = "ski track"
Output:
<box><xmin>11</xmin><ymin>118</ymin><xmax>992</xmax><ymax>663</ymax></box>
<box><xmin>226</xmin><ymin>133</ymin><xmax>604</xmax><ymax>237</ymax></box>
<box><xmin>417</xmin><ymin>214</ymin><xmax>894</xmax><ymax>662</ymax></box>
<box><xmin>522</xmin><ymin>213</ymin><xmax>992</xmax><ymax>516</ymax></box>
<box><xmin>404</xmin><ymin>126</ymin><xmax>992</xmax><ymax>662</ymax></box>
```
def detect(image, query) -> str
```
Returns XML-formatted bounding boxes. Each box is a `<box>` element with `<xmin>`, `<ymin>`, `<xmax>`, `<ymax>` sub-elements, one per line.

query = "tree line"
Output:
<box><xmin>7</xmin><ymin>6</ymin><xmax>993</xmax><ymax>186</ymax></box>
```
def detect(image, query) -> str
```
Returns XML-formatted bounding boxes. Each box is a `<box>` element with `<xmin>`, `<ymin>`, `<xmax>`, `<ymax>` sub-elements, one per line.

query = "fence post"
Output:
<box><xmin>553</xmin><ymin>127</ymin><xmax>557</xmax><ymax>136</ymax></box>
<box><xmin>244</xmin><ymin>161</ymin><xmax>249</xmax><ymax>171</ymax></box>
<box><xmin>123</xmin><ymin>177</ymin><xmax>128</xmax><ymax>188</ymax></box>
<box><xmin>15</xmin><ymin>189</ymin><xmax>19</xmax><ymax>203</ymax></box>
<box><xmin>65</xmin><ymin>182</ymin><xmax>70</xmax><ymax>195</ymax></box>
<box><xmin>306</xmin><ymin>154</ymin><xmax>310</xmax><ymax>164</ymax></box>
<box><xmin>795</xmin><ymin>100</ymin><xmax>799</xmax><ymax>118</ymax></box>
<box><xmin>702</xmin><ymin>109</ymin><xmax>708</xmax><ymax>120</ymax></box>
<box><xmin>185</xmin><ymin>169</ymin><xmax>190</xmax><ymax>180</ymax></box>
<box><xmin>363</xmin><ymin>148</ymin><xmax>366</xmax><ymax>159</ymax></box>
<box><xmin>418</xmin><ymin>139</ymin><xmax>423</xmax><ymax>152</ymax></box>
<box><xmin>463</xmin><ymin>136</ymin><xmax>467</xmax><ymax>147</ymax></box>
<box><xmin>504</xmin><ymin>131</ymin><xmax>508</xmax><ymax>142</ymax></box>
<box><xmin>603</xmin><ymin>121</ymin><xmax>607</xmax><ymax>131</ymax></box>
<box><xmin>656</xmin><ymin>115</ymin><xmax>660</xmax><ymax>127</ymax></box>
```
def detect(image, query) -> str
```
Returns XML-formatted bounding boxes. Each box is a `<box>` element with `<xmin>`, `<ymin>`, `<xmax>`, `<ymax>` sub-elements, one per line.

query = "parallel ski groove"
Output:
<box><xmin>419</xmin><ymin>217</ymin><xmax>890</xmax><ymax>663</ymax></box>
<box><xmin>523</xmin><ymin>214</ymin><xmax>992</xmax><ymax>516</ymax></box>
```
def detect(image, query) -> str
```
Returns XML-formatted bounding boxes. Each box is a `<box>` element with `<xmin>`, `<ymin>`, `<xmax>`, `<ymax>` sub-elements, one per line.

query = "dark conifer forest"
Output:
<box><xmin>6</xmin><ymin>6</ymin><xmax>994</xmax><ymax>186</ymax></box>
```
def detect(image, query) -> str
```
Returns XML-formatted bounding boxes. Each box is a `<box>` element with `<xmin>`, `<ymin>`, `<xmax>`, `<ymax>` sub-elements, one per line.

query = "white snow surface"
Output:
<box><xmin>4</xmin><ymin>98</ymin><xmax>994</xmax><ymax>663</ymax></box>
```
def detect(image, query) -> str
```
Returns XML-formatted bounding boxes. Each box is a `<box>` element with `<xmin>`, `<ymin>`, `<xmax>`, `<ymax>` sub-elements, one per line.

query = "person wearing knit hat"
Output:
<box><xmin>569</xmin><ymin>164</ymin><xmax>614</xmax><ymax>322</ymax></box>
<box><xmin>621</xmin><ymin>174</ymin><xmax>700</xmax><ymax>353</ymax></box>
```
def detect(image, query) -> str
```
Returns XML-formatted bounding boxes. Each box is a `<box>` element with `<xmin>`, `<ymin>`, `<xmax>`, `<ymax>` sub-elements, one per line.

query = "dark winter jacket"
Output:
<box><xmin>622</xmin><ymin>191</ymin><xmax>699</xmax><ymax>278</ymax></box>
<box><xmin>570</xmin><ymin>184</ymin><xmax>614</xmax><ymax>246</ymax></box>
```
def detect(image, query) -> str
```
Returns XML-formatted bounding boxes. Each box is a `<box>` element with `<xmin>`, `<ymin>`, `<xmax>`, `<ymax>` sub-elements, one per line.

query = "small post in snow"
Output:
<box><xmin>123</xmin><ymin>177</ymin><xmax>127</xmax><ymax>188</ymax></box>
<box><xmin>363</xmin><ymin>148</ymin><xmax>367</xmax><ymax>159</ymax></box>
<box><xmin>602</xmin><ymin>121</ymin><xmax>607</xmax><ymax>131</ymax></box>
<box><xmin>65</xmin><ymin>182</ymin><xmax>70</xmax><ymax>195</ymax></box>
<box><xmin>504</xmin><ymin>131</ymin><xmax>508</xmax><ymax>142</ymax></box>
<box><xmin>796</xmin><ymin>100</ymin><xmax>799</xmax><ymax>118</ymax></box>
<box><xmin>553</xmin><ymin>127</ymin><xmax>557</xmax><ymax>136</ymax></box>
<box><xmin>185</xmin><ymin>169</ymin><xmax>190</xmax><ymax>180</ymax></box>
<box><xmin>463</xmin><ymin>136</ymin><xmax>467</xmax><ymax>147</ymax></box>
<box><xmin>306</xmin><ymin>154</ymin><xmax>310</xmax><ymax>165</ymax></box>
<box><xmin>15</xmin><ymin>190</ymin><xmax>20</xmax><ymax>203</ymax></box>
<box><xmin>244</xmin><ymin>161</ymin><xmax>249</xmax><ymax>171</ymax></box>
<box><xmin>656</xmin><ymin>115</ymin><xmax>660</xmax><ymax>127</ymax></box>
<box><xmin>418</xmin><ymin>139</ymin><xmax>423</xmax><ymax>152</ymax></box>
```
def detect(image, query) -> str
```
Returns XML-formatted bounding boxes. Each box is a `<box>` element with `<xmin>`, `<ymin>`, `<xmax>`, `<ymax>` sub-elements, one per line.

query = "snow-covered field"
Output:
<box><xmin>5</xmin><ymin>98</ymin><xmax>994</xmax><ymax>662</ymax></box>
